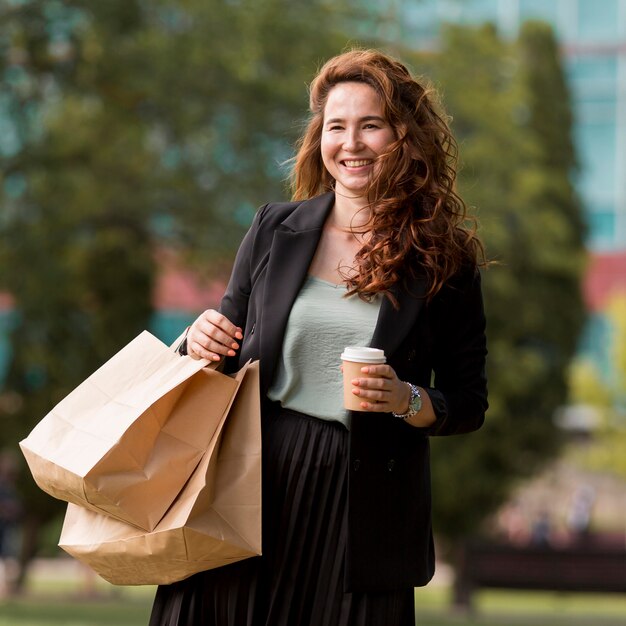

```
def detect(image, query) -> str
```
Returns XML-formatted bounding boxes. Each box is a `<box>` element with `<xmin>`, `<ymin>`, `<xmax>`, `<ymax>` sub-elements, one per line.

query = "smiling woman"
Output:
<box><xmin>149</xmin><ymin>49</ymin><xmax>488</xmax><ymax>626</ymax></box>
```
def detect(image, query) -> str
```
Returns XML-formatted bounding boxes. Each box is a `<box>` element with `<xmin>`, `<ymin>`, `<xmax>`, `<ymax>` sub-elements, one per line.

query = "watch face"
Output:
<box><xmin>410</xmin><ymin>390</ymin><xmax>422</xmax><ymax>413</ymax></box>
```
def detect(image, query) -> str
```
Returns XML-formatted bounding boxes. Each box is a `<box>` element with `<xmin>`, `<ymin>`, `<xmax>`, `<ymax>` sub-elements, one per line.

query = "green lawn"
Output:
<box><xmin>0</xmin><ymin>571</ymin><xmax>155</xmax><ymax>626</ymax></box>
<box><xmin>414</xmin><ymin>586</ymin><xmax>626</xmax><ymax>626</ymax></box>
<box><xmin>1</xmin><ymin>579</ymin><xmax>625</xmax><ymax>626</ymax></box>
<box><xmin>0</xmin><ymin>596</ymin><xmax>152</xmax><ymax>626</ymax></box>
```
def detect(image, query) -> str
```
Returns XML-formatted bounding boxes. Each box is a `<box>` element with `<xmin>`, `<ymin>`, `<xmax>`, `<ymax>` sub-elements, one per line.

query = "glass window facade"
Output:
<box><xmin>520</xmin><ymin>0</ymin><xmax>558</xmax><ymax>24</ymax></box>
<box><xmin>577</xmin><ymin>0</ymin><xmax>620</xmax><ymax>42</ymax></box>
<box><xmin>576</xmin><ymin>122</ymin><xmax>616</xmax><ymax>206</ymax></box>
<box><xmin>381</xmin><ymin>0</ymin><xmax>626</xmax><ymax>252</ymax></box>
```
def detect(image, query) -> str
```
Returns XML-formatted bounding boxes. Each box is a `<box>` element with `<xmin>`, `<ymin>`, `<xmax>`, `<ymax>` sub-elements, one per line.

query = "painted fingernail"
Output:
<box><xmin>228</xmin><ymin>349</ymin><xmax>236</xmax><ymax>356</ymax></box>
<box><xmin>231</xmin><ymin>342</ymin><xmax>239</xmax><ymax>349</ymax></box>
<box><xmin>235</xmin><ymin>331</ymin><xmax>243</xmax><ymax>340</ymax></box>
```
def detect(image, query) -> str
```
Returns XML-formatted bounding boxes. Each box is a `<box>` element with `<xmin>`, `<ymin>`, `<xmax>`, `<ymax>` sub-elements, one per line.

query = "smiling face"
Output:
<box><xmin>320</xmin><ymin>81</ymin><xmax>396</xmax><ymax>199</ymax></box>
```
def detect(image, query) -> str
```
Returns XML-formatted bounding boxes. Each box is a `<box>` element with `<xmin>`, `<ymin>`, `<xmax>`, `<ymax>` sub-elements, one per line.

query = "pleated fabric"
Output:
<box><xmin>149</xmin><ymin>408</ymin><xmax>415</xmax><ymax>626</ymax></box>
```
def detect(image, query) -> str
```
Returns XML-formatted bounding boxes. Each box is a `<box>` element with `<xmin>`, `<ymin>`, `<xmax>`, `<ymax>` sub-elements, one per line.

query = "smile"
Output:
<box><xmin>342</xmin><ymin>159</ymin><xmax>373</xmax><ymax>167</ymax></box>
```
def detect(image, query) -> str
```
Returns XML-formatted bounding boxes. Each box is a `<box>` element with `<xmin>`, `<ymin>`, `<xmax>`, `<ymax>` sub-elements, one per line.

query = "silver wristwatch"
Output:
<box><xmin>392</xmin><ymin>382</ymin><xmax>422</xmax><ymax>420</ymax></box>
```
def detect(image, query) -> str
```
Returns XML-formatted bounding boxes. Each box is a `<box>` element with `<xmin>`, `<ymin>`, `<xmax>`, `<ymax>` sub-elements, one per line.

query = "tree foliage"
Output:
<box><xmin>568</xmin><ymin>293</ymin><xmax>626</xmax><ymax>479</ymax></box>
<box><xmin>0</xmin><ymin>0</ymin><xmax>348</xmax><ymax>573</ymax></box>
<box><xmin>0</xmin><ymin>3</ymin><xmax>588</xmax><ymax>589</ymax></box>
<box><xmin>406</xmin><ymin>22</ymin><xmax>587</xmax><ymax>541</ymax></box>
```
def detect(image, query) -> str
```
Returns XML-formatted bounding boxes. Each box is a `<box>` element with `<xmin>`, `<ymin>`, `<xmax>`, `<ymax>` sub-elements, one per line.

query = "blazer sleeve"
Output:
<box><xmin>219</xmin><ymin>203</ymin><xmax>270</xmax><ymax>329</ymax></box>
<box><xmin>423</xmin><ymin>266</ymin><xmax>488</xmax><ymax>436</ymax></box>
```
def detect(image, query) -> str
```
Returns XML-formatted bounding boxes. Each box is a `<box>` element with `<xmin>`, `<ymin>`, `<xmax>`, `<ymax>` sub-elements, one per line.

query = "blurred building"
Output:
<box><xmin>366</xmin><ymin>0</ymin><xmax>626</xmax><ymax>381</ymax></box>
<box><xmin>370</xmin><ymin>0</ymin><xmax>626</xmax><ymax>248</ymax></box>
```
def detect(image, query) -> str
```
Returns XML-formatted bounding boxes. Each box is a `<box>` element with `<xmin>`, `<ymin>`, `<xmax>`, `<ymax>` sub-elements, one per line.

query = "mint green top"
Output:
<box><xmin>267</xmin><ymin>275</ymin><xmax>382</xmax><ymax>428</ymax></box>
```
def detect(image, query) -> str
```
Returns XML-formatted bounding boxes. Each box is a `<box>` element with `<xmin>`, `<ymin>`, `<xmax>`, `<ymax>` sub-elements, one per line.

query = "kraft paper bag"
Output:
<box><xmin>59</xmin><ymin>360</ymin><xmax>262</xmax><ymax>586</ymax></box>
<box><xmin>20</xmin><ymin>330</ymin><xmax>241</xmax><ymax>532</ymax></box>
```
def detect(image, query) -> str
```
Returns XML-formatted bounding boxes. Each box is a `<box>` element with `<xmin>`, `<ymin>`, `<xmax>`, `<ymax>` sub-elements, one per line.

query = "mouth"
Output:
<box><xmin>341</xmin><ymin>159</ymin><xmax>374</xmax><ymax>168</ymax></box>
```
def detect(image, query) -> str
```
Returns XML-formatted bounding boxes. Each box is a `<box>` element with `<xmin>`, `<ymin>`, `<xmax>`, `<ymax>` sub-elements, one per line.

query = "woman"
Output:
<box><xmin>150</xmin><ymin>49</ymin><xmax>488</xmax><ymax>626</ymax></box>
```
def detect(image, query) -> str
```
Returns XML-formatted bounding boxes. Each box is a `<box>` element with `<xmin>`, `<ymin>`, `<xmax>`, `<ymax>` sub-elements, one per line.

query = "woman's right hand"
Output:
<box><xmin>185</xmin><ymin>309</ymin><xmax>243</xmax><ymax>361</ymax></box>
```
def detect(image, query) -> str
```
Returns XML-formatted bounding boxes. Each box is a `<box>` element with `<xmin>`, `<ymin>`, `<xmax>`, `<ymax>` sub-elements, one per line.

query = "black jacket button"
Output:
<box><xmin>387</xmin><ymin>459</ymin><xmax>396</xmax><ymax>471</ymax></box>
<box><xmin>353</xmin><ymin>459</ymin><xmax>361</xmax><ymax>471</ymax></box>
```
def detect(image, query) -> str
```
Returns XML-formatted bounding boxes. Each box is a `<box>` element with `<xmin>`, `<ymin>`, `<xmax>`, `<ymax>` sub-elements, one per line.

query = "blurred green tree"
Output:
<box><xmin>0</xmin><ymin>3</ymin><xmax>588</xmax><ymax>601</ymax></box>
<box><xmin>407</xmin><ymin>22</ymin><xmax>586</xmax><ymax>605</ymax></box>
<box><xmin>568</xmin><ymin>293</ymin><xmax>626</xmax><ymax>479</ymax></box>
<box><xmin>0</xmin><ymin>0</ymin><xmax>347</xmax><ymax>588</ymax></box>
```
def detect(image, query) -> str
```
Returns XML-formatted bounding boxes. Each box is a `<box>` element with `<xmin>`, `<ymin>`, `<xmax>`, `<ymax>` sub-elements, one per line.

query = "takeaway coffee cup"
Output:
<box><xmin>341</xmin><ymin>347</ymin><xmax>386</xmax><ymax>411</ymax></box>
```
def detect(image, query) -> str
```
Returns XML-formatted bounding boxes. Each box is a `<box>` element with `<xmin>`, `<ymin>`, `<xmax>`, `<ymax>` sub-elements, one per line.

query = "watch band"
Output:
<box><xmin>392</xmin><ymin>382</ymin><xmax>422</xmax><ymax>420</ymax></box>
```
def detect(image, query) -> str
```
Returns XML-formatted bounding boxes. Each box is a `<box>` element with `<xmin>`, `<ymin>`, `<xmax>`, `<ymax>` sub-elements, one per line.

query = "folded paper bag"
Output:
<box><xmin>20</xmin><ymin>330</ymin><xmax>241</xmax><ymax>532</ymax></box>
<box><xmin>59</xmin><ymin>360</ymin><xmax>262</xmax><ymax>586</ymax></box>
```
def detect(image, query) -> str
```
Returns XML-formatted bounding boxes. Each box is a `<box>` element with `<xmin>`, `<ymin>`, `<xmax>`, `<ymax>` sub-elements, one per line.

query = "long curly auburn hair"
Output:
<box><xmin>291</xmin><ymin>49</ymin><xmax>485</xmax><ymax>302</ymax></box>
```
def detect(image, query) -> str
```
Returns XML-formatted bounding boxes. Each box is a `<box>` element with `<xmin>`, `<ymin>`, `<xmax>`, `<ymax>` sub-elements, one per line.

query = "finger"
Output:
<box><xmin>359</xmin><ymin>364</ymin><xmax>394</xmax><ymax>378</ymax></box>
<box><xmin>358</xmin><ymin>400</ymin><xmax>388</xmax><ymax>412</ymax></box>
<box><xmin>190</xmin><ymin>333</ymin><xmax>238</xmax><ymax>358</ymax></box>
<box><xmin>195</xmin><ymin>316</ymin><xmax>240</xmax><ymax>346</ymax></box>
<box><xmin>351</xmin><ymin>377</ymin><xmax>388</xmax><ymax>390</ymax></box>
<box><xmin>195</xmin><ymin>320</ymin><xmax>240</xmax><ymax>351</ymax></box>
<box><xmin>187</xmin><ymin>327</ymin><xmax>236</xmax><ymax>359</ymax></box>
<box><xmin>352</xmin><ymin>387</ymin><xmax>390</xmax><ymax>403</ymax></box>
<box><xmin>204</xmin><ymin>310</ymin><xmax>243</xmax><ymax>341</ymax></box>
<box><xmin>187</xmin><ymin>337</ymin><xmax>225</xmax><ymax>361</ymax></box>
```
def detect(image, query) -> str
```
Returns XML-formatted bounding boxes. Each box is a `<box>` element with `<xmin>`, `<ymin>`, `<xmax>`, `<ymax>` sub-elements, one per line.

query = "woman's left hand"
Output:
<box><xmin>350</xmin><ymin>364</ymin><xmax>437</xmax><ymax>428</ymax></box>
<box><xmin>350</xmin><ymin>364</ymin><xmax>410</xmax><ymax>414</ymax></box>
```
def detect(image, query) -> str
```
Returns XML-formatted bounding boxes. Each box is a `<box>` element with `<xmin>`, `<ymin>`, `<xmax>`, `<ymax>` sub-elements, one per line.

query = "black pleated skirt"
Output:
<box><xmin>149</xmin><ymin>407</ymin><xmax>415</xmax><ymax>626</ymax></box>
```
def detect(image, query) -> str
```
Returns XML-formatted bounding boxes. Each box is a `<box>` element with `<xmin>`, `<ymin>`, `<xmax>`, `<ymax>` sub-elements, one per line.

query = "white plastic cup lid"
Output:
<box><xmin>340</xmin><ymin>347</ymin><xmax>386</xmax><ymax>364</ymax></box>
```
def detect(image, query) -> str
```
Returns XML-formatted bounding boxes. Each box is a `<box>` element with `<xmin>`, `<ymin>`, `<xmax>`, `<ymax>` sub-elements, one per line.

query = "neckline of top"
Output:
<box><xmin>306</xmin><ymin>274</ymin><xmax>345</xmax><ymax>288</ymax></box>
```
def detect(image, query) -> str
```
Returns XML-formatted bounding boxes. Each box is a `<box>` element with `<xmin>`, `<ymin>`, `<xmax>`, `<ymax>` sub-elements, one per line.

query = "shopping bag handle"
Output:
<box><xmin>170</xmin><ymin>329</ymin><xmax>190</xmax><ymax>353</ymax></box>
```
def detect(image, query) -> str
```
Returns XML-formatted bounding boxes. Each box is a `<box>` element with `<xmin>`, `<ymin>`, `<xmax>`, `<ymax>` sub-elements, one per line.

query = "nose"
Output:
<box><xmin>343</xmin><ymin>127</ymin><xmax>363</xmax><ymax>152</ymax></box>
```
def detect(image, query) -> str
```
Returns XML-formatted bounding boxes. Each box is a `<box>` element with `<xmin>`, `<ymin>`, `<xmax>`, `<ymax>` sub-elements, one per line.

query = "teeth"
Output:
<box><xmin>343</xmin><ymin>160</ymin><xmax>372</xmax><ymax>167</ymax></box>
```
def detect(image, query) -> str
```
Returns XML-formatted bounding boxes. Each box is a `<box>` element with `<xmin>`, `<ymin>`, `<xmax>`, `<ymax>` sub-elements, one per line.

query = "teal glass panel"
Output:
<box><xmin>577</xmin><ymin>0</ymin><xmax>619</xmax><ymax>41</ymax></box>
<box><xmin>575</xmin><ymin>121</ymin><xmax>616</xmax><ymax>205</ymax></box>
<box><xmin>586</xmin><ymin>210</ymin><xmax>616</xmax><ymax>248</ymax></box>
<box><xmin>519</xmin><ymin>0</ymin><xmax>559</xmax><ymax>26</ymax></box>
<box><xmin>568</xmin><ymin>56</ymin><xmax>617</xmax><ymax>83</ymax></box>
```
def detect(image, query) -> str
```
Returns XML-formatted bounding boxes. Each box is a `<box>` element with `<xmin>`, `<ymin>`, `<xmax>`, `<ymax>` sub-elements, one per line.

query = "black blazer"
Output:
<box><xmin>220</xmin><ymin>192</ymin><xmax>488</xmax><ymax>592</ymax></box>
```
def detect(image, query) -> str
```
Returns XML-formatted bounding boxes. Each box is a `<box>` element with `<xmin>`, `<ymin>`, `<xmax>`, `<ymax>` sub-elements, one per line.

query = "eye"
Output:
<box><xmin>327</xmin><ymin>124</ymin><xmax>343</xmax><ymax>131</ymax></box>
<box><xmin>363</xmin><ymin>123</ymin><xmax>380</xmax><ymax>130</ymax></box>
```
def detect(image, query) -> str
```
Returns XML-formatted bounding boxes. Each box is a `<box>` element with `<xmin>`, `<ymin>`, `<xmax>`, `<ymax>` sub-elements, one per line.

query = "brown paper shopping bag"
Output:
<box><xmin>59</xmin><ymin>360</ymin><xmax>262</xmax><ymax>586</ymax></box>
<box><xmin>20</xmin><ymin>330</ymin><xmax>242</xmax><ymax>531</ymax></box>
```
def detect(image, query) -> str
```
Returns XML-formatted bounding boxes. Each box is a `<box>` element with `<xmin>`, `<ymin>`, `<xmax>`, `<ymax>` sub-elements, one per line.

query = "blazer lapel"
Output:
<box><xmin>369</xmin><ymin>274</ymin><xmax>428</xmax><ymax>359</ymax></box>
<box><xmin>259</xmin><ymin>192</ymin><xmax>334</xmax><ymax>392</ymax></box>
